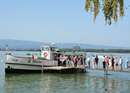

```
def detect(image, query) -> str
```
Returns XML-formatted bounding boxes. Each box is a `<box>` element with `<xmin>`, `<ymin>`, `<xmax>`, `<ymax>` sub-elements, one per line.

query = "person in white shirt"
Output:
<box><xmin>119</xmin><ymin>57</ymin><xmax>123</xmax><ymax>70</ymax></box>
<box><xmin>87</xmin><ymin>56</ymin><xmax>91</xmax><ymax>68</ymax></box>
<box><xmin>59</xmin><ymin>55</ymin><xmax>63</xmax><ymax>66</ymax></box>
<box><xmin>92</xmin><ymin>56</ymin><xmax>95</xmax><ymax>69</ymax></box>
<box><xmin>63</xmin><ymin>55</ymin><xmax>67</xmax><ymax>67</ymax></box>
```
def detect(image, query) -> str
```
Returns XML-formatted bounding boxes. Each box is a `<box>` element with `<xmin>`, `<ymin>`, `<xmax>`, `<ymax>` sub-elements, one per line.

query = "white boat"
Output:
<box><xmin>5</xmin><ymin>46</ymin><xmax>60</xmax><ymax>74</ymax></box>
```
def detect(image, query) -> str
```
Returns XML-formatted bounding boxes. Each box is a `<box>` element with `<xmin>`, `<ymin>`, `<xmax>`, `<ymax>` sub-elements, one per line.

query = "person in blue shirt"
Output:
<box><xmin>54</xmin><ymin>54</ymin><xmax>57</xmax><ymax>60</ymax></box>
<box><xmin>125</xmin><ymin>58</ymin><xmax>129</xmax><ymax>71</ymax></box>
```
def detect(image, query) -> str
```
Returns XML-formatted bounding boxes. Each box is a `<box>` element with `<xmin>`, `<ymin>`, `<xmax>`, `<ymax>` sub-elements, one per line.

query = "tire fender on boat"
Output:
<box><xmin>43</xmin><ymin>52</ymin><xmax>48</xmax><ymax>57</ymax></box>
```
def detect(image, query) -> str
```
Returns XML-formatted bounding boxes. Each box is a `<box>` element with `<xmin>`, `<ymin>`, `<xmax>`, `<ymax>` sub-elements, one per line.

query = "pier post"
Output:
<box><xmin>42</xmin><ymin>61</ymin><xmax>43</xmax><ymax>73</ymax></box>
<box><xmin>104</xmin><ymin>70</ymin><xmax>108</xmax><ymax>75</ymax></box>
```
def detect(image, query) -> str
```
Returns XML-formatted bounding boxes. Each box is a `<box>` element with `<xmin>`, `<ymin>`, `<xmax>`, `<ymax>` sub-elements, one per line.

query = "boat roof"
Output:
<box><xmin>40</xmin><ymin>46</ymin><xmax>56</xmax><ymax>48</ymax></box>
<box><xmin>54</xmin><ymin>52</ymin><xmax>84</xmax><ymax>56</ymax></box>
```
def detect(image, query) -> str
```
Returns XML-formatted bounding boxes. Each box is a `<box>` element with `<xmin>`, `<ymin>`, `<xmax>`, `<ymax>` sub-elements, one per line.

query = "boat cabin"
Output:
<box><xmin>40</xmin><ymin>46</ymin><xmax>60</xmax><ymax>60</ymax></box>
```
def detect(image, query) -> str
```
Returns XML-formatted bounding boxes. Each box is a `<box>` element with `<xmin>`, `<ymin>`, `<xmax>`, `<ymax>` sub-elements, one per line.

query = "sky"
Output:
<box><xmin>0</xmin><ymin>0</ymin><xmax>130</xmax><ymax>47</ymax></box>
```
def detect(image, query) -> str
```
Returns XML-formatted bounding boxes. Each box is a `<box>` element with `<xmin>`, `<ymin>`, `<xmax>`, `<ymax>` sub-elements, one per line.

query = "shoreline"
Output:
<box><xmin>1</xmin><ymin>49</ymin><xmax>130</xmax><ymax>54</ymax></box>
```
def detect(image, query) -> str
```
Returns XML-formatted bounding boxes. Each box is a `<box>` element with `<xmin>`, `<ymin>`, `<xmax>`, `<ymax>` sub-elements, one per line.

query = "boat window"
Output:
<box><xmin>46</xmin><ymin>47</ymin><xmax>49</xmax><ymax>51</ymax></box>
<box><xmin>51</xmin><ymin>47</ymin><xmax>55</xmax><ymax>51</ymax></box>
<box><xmin>41</xmin><ymin>47</ymin><xmax>44</xmax><ymax>51</ymax></box>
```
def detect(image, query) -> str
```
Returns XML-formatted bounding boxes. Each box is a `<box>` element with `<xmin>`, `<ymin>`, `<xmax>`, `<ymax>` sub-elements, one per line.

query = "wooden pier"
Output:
<box><xmin>42</xmin><ymin>66</ymin><xmax>130</xmax><ymax>74</ymax></box>
<box><xmin>42</xmin><ymin>66</ymin><xmax>86</xmax><ymax>73</ymax></box>
<box><xmin>85</xmin><ymin>68</ymin><xmax>130</xmax><ymax>73</ymax></box>
<box><xmin>85</xmin><ymin>68</ymin><xmax>130</xmax><ymax>75</ymax></box>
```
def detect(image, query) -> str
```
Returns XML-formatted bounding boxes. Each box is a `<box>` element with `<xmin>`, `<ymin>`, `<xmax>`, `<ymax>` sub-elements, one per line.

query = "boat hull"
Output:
<box><xmin>5</xmin><ymin>54</ymin><xmax>58</xmax><ymax>74</ymax></box>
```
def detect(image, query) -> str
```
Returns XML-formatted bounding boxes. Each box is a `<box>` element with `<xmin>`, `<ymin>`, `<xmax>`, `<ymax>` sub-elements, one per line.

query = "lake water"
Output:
<box><xmin>0</xmin><ymin>51</ymin><xmax>130</xmax><ymax>93</ymax></box>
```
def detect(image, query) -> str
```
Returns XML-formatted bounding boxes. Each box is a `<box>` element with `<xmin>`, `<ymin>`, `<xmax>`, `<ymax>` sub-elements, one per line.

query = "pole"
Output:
<box><xmin>6</xmin><ymin>44</ymin><xmax>8</xmax><ymax>53</ymax></box>
<box><xmin>104</xmin><ymin>70</ymin><xmax>108</xmax><ymax>75</ymax></box>
<box><xmin>62</xmin><ymin>43</ymin><xmax>63</xmax><ymax>52</ymax></box>
<box><xmin>53</xmin><ymin>60</ymin><xmax>55</xmax><ymax>66</ymax></box>
<box><xmin>83</xmin><ymin>59</ymin><xmax>84</xmax><ymax>68</ymax></box>
<box><xmin>42</xmin><ymin>61</ymin><xmax>43</xmax><ymax>73</ymax></box>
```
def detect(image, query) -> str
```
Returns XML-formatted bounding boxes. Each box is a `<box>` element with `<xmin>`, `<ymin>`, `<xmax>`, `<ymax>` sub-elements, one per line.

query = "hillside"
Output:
<box><xmin>0</xmin><ymin>39</ymin><xmax>130</xmax><ymax>49</ymax></box>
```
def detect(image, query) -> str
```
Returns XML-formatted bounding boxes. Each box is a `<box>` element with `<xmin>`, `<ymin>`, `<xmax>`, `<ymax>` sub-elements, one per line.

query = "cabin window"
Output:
<box><xmin>46</xmin><ymin>47</ymin><xmax>49</xmax><ymax>51</ymax></box>
<box><xmin>41</xmin><ymin>47</ymin><xmax>46</xmax><ymax>51</ymax></box>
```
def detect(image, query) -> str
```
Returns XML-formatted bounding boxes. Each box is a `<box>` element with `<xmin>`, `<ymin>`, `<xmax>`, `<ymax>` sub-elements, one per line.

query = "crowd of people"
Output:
<box><xmin>91</xmin><ymin>56</ymin><xmax>129</xmax><ymax>71</ymax></box>
<box><xmin>55</xmin><ymin>54</ymin><xmax>130</xmax><ymax>71</ymax></box>
<box><xmin>56</xmin><ymin>55</ymin><xmax>86</xmax><ymax>67</ymax></box>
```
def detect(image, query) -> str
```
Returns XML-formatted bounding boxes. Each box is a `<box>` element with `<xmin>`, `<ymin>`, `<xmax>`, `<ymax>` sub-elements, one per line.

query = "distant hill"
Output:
<box><xmin>0</xmin><ymin>39</ymin><xmax>130</xmax><ymax>49</ymax></box>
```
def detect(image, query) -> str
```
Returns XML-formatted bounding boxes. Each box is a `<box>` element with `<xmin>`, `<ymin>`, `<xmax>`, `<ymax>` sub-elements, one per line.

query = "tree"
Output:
<box><xmin>73</xmin><ymin>46</ymin><xmax>81</xmax><ymax>52</ymax></box>
<box><xmin>85</xmin><ymin>0</ymin><xmax>125</xmax><ymax>25</ymax></box>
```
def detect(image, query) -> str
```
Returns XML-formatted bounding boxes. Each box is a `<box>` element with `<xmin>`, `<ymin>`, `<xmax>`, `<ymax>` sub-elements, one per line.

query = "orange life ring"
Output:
<box><xmin>43</xmin><ymin>52</ymin><xmax>48</xmax><ymax>57</ymax></box>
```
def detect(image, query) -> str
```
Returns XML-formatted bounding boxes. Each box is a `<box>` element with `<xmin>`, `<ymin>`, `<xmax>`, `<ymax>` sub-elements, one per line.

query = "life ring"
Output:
<box><xmin>43</xmin><ymin>52</ymin><xmax>48</xmax><ymax>57</ymax></box>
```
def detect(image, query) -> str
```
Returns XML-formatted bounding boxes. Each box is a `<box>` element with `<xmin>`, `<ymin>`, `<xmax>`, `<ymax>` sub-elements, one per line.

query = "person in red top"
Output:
<box><xmin>74</xmin><ymin>56</ymin><xmax>78</xmax><ymax>67</ymax></box>
<box><xmin>106</xmin><ymin>56</ymin><xmax>109</xmax><ymax>69</ymax></box>
<box><xmin>31</xmin><ymin>54</ymin><xmax>34</xmax><ymax>59</ymax></box>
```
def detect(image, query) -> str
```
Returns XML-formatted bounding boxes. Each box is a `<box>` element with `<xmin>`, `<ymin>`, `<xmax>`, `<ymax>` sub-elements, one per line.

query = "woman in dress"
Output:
<box><xmin>114</xmin><ymin>57</ymin><xmax>118</xmax><ymax>70</ymax></box>
<box><xmin>109</xmin><ymin>57</ymin><xmax>112</xmax><ymax>70</ymax></box>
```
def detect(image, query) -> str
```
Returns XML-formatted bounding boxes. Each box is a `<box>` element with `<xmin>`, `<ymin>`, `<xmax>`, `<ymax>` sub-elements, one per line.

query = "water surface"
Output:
<box><xmin>0</xmin><ymin>51</ymin><xmax>130</xmax><ymax>93</ymax></box>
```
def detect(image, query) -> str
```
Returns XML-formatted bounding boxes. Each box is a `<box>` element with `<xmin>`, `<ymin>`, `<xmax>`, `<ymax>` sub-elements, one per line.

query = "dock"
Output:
<box><xmin>85</xmin><ymin>68</ymin><xmax>130</xmax><ymax>75</ymax></box>
<box><xmin>85</xmin><ymin>68</ymin><xmax>130</xmax><ymax>73</ymax></box>
<box><xmin>43</xmin><ymin>66</ymin><xmax>86</xmax><ymax>73</ymax></box>
<box><xmin>42</xmin><ymin>66</ymin><xmax>130</xmax><ymax>74</ymax></box>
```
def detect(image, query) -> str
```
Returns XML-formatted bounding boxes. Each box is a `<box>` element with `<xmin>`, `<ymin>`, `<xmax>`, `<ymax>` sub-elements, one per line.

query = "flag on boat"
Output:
<box><xmin>85</xmin><ymin>49</ymin><xmax>87</xmax><ymax>56</ymax></box>
<box><xmin>6</xmin><ymin>44</ymin><xmax>8</xmax><ymax>51</ymax></box>
<box><xmin>6</xmin><ymin>44</ymin><xmax>8</xmax><ymax>47</ymax></box>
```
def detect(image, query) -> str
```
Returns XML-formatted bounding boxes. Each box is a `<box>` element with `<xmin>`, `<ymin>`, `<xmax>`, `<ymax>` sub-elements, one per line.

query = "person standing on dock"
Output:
<box><xmin>106</xmin><ymin>57</ymin><xmax>109</xmax><ymax>69</ymax></box>
<box><xmin>59</xmin><ymin>55</ymin><xmax>63</xmax><ymax>66</ymax></box>
<box><xmin>74</xmin><ymin>56</ymin><xmax>78</xmax><ymax>67</ymax></box>
<box><xmin>63</xmin><ymin>55</ymin><xmax>67</xmax><ymax>67</ymax></box>
<box><xmin>80</xmin><ymin>55</ymin><xmax>84</xmax><ymax>67</ymax></box>
<box><xmin>95</xmin><ymin>56</ymin><xmax>99</xmax><ymax>68</ymax></box>
<box><xmin>102</xmin><ymin>56</ymin><xmax>106</xmax><ymax>69</ymax></box>
<box><xmin>71</xmin><ymin>55</ymin><xmax>74</xmax><ymax>67</ymax></box>
<box><xmin>84</xmin><ymin>55</ymin><xmax>86</xmax><ymax>66</ymax></box>
<box><xmin>87</xmin><ymin>56</ymin><xmax>91</xmax><ymax>68</ymax></box>
<box><xmin>92</xmin><ymin>56</ymin><xmax>95</xmax><ymax>69</ymax></box>
<box><xmin>54</xmin><ymin>54</ymin><xmax>57</xmax><ymax>60</ymax></box>
<box><xmin>114</xmin><ymin>57</ymin><xmax>118</xmax><ymax>70</ymax></box>
<box><xmin>67</xmin><ymin>55</ymin><xmax>71</xmax><ymax>67</ymax></box>
<box><xmin>109</xmin><ymin>57</ymin><xmax>112</xmax><ymax>70</ymax></box>
<box><xmin>119</xmin><ymin>57</ymin><xmax>123</xmax><ymax>70</ymax></box>
<box><xmin>125</xmin><ymin>58</ymin><xmax>129</xmax><ymax>71</ymax></box>
<box><xmin>111</xmin><ymin>56</ymin><xmax>114</xmax><ymax>70</ymax></box>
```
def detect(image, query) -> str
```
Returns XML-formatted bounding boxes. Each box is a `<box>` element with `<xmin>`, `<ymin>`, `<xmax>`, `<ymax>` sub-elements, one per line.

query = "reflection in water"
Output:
<box><xmin>3</xmin><ymin>73</ymin><xmax>130</xmax><ymax>93</ymax></box>
<box><xmin>85</xmin><ymin>0</ymin><xmax>125</xmax><ymax>25</ymax></box>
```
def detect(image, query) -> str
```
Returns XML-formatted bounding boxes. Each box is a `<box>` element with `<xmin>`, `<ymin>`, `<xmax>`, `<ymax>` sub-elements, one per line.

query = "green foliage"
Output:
<box><xmin>61</xmin><ymin>48</ymin><xmax>130</xmax><ymax>53</ymax></box>
<box><xmin>85</xmin><ymin>0</ymin><xmax>125</xmax><ymax>25</ymax></box>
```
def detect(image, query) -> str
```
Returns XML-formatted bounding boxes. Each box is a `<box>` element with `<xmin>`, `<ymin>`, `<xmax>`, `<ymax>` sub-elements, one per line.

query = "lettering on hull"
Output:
<box><xmin>12</xmin><ymin>59</ymin><xmax>18</xmax><ymax>61</ymax></box>
<box><xmin>33</xmin><ymin>60</ymin><xmax>42</xmax><ymax>63</ymax></box>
